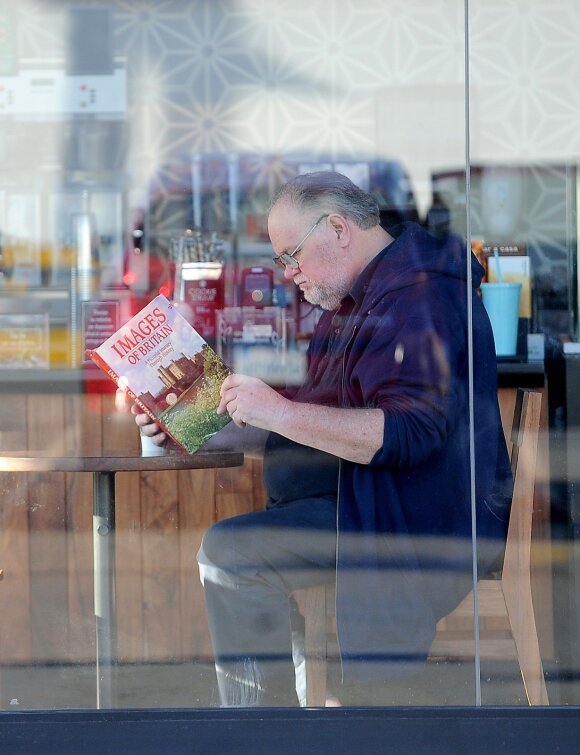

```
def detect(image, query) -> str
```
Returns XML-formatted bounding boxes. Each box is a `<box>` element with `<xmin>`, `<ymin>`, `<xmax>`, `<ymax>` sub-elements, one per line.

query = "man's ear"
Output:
<box><xmin>329</xmin><ymin>214</ymin><xmax>350</xmax><ymax>247</ymax></box>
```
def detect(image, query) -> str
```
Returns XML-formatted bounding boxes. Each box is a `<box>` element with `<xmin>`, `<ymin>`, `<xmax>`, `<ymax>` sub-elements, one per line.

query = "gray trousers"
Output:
<box><xmin>197</xmin><ymin>496</ymin><xmax>337</xmax><ymax>707</ymax></box>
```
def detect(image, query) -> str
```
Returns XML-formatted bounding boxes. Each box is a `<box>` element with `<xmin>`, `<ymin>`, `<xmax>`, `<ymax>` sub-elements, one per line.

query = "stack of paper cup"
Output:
<box><xmin>139</xmin><ymin>428</ymin><xmax>167</xmax><ymax>457</ymax></box>
<box><xmin>481</xmin><ymin>282</ymin><xmax>522</xmax><ymax>357</ymax></box>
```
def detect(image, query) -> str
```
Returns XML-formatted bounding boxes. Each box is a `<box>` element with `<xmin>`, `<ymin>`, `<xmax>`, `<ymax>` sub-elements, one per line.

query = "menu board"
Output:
<box><xmin>82</xmin><ymin>300</ymin><xmax>120</xmax><ymax>361</ymax></box>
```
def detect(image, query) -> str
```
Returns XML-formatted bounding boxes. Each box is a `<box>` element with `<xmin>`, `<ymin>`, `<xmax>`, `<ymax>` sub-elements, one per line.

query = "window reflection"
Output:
<box><xmin>0</xmin><ymin>0</ymin><xmax>577</xmax><ymax>712</ymax></box>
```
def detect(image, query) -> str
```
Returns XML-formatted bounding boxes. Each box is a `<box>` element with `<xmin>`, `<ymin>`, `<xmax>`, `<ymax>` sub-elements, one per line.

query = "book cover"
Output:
<box><xmin>87</xmin><ymin>294</ymin><xmax>232</xmax><ymax>454</ymax></box>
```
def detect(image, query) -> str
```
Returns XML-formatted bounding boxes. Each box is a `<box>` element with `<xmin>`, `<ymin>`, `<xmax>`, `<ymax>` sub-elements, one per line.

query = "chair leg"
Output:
<box><xmin>300</xmin><ymin>585</ymin><xmax>328</xmax><ymax>707</ymax></box>
<box><xmin>502</xmin><ymin>580</ymin><xmax>549</xmax><ymax>705</ymax></box>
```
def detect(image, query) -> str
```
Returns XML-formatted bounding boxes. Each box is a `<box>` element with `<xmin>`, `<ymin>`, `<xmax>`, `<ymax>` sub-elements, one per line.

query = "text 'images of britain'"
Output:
<box><xmin>87</xmin><ymin>294</ymin><xmax>232</xmax><ymax>454</ymax></box>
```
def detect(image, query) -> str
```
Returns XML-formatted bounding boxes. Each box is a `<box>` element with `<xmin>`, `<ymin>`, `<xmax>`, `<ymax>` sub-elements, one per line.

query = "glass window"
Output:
<box><xmin>0</xmin><ymin>0</ymin><xmax>575</xmax><ymax>716</ymax></box>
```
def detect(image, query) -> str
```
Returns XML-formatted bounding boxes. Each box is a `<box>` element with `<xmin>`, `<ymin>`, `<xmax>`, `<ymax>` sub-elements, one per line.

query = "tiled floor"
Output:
<box><xmin>1</xmin><ymin>657</ymin><xmax>543</xmax><ymax>711</ymax></box>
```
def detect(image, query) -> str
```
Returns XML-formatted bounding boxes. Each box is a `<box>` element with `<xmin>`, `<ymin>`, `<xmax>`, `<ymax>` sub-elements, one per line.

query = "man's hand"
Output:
<box><xmin>217</xmin><ymin>374</ymin><xmax>289</xmax><ymax>430</ymax></box>
<box><xmin>130</xmin><ymin>404</ymin><xmax>167</xmax><ymax>446</ymax></box>
<box><xmin>117</xmin><ymin>387</ymin><xmax>167</xmax><ymax>447</ymax></box>
<box><xmin>218</xmin><ymin>373</ymin><xmax>384</xmax><ymax>464</ymax></box>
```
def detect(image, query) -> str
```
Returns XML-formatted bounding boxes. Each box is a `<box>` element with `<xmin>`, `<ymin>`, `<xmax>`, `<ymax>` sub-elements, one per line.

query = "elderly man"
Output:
<box><xmin>135</xmin><ymin>171</ymin><xmax>511</xmax><ymax>707</ymax></box>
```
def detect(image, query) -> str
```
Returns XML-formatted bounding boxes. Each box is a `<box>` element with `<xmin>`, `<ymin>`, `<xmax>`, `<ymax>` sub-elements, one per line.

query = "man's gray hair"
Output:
<box><xmin>271</xmin><ymin>171</ymin><xmax>380</xmax><ymax>230</ymax></box>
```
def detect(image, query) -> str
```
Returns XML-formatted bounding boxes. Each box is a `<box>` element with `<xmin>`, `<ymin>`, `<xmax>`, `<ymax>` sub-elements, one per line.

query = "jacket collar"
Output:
<box><xmin>349</xmin><ymin>237</ymin><xmax>395</xmax><ymax>307</ymax></box>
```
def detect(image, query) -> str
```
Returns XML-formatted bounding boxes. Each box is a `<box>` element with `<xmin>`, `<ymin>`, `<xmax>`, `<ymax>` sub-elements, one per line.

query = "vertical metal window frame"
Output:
<box><xmin>464</xmin><ymin>0</ymin><xmax>483</xmax><ymax>706</ymax></box>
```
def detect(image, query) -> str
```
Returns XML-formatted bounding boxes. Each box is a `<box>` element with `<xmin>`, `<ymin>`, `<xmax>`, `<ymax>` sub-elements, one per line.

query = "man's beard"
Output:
<box><xmin>302</xmin><ymin>281</ymin><xmax>349</xmax><ymax>311</ymax></box>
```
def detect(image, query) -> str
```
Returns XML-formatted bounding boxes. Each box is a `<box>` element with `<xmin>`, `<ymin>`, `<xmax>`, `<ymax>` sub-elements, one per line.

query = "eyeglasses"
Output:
<box><xmin>272</xmin><ymin>214</ymin><xmax>329</xmax><ymax>269</ymax></box>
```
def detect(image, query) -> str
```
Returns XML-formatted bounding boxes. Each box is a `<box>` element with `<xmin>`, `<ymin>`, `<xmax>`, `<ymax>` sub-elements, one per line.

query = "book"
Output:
<box><xmin>86</xmin><ymin>294</ymin><xmax>232</xmax><ymax>454</ymax></box>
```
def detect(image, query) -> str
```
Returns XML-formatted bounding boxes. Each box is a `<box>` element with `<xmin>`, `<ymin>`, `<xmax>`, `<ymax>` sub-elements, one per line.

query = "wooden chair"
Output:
<box><xmin>293</xmin><ymin>389</ymin><xmax>548</xmax><ymax>706</ymax></box>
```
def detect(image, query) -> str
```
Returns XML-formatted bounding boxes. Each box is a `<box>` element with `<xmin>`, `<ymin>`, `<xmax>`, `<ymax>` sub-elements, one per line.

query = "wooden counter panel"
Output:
<box><xmin>0</xmin><ymin>392</ymin><xmax>32</xmax><ymax>665</ymax></box>
<box><xmin>115</xmin><ymin>471</ymin><xmax>144</xmax><ymax>663</ymax></box>
<box><xmin>0</xmin><ymin>392</ymin><xmax>256</xmax><ymax>667</ymax></box>
<box><xmin>178</xmin><ymin>468</ymin><xmax>216</xmax><ymax>660</ymax></box>
<box><xmin>0</xmin><ymin>478</ymin><xmax>32</xmax><ymax>665</ymax></box>
<box><xmin>26</xmin><ymin>395</ymin><xmax>69</xmax><ymax>664</ymax></box>
<box><xmin>65</xmin><ymin>395</ymin><xmax>99</xmax><ymax>664</ymax></box>
<box><xmin>141</xmin><ymin>467</ymin><xmax>182</xmax><ymax>662</ymax></box>
<box><xmin>106</xmin><ymin>390</ymin><xmax>146</xmax><ymax>662</ymax></box>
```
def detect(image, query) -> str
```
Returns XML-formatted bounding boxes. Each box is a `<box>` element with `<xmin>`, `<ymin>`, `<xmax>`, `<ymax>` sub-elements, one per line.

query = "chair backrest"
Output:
<box><xmin>501</xmin><ymin>388</ymin><xmax>547</xmax><ymax>705</ymax></box>
<box><xmin>503</xmin><ymin>389</ymin><xmax>542</xmax><ymax>581</ymax></box>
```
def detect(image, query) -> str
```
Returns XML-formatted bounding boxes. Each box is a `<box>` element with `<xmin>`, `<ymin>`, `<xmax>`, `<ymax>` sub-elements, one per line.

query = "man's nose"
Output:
<box><xmin>283</xmin><ymin>264</ymin><xmax>299</xmax><ymax>281</ymax></box>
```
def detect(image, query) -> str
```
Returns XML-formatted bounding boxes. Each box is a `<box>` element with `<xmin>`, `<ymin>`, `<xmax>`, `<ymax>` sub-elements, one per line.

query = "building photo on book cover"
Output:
<box><xmin>87</xmin><ymin>294</ymin><xmax>232</xmax><ymax>454</ymax></box>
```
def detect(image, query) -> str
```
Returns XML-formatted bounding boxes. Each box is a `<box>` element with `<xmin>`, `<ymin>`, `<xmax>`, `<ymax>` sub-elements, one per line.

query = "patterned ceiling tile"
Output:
<box><xmin>235</xmin><ymin>90</ymin><xmax>376</xmax><ymax>154</ymax></box>
<box><xmin>373</xmin><ymin>0</ymin><xmax>464</xmax><ymax>85</ymax></box>
<box><xmin>116</xmin><ymin>0</ymin><xmax>263</xmax><ymax>100</ymax></box>
<box><xmin>470</xmin><ymin>0</ymin><xmax>580</xmax><ymax>162</ymax></box>
<box><xmin>15</xmin><ymin>0</ymin><xmax>65</xmax><ymax>58</ymax></box>
<box><xmin>269</xmin><ymin>3</ymin><xmax>395</xmax><ymax>92</ymax></box>
<box><xmin>4</xmin><ymin>0</ymin><xmax>580</xmax><ymax>329</ymax></box>
<box><xmin>5</xmin><ymin>0</ymin><xmax>580</xmax><ymax>205</ymax></box>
